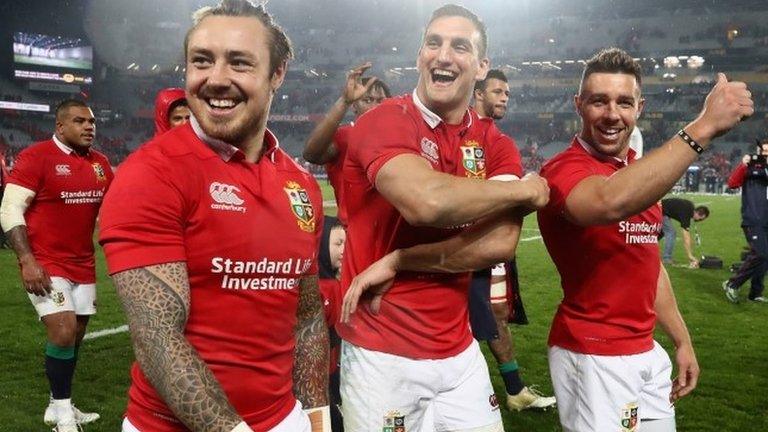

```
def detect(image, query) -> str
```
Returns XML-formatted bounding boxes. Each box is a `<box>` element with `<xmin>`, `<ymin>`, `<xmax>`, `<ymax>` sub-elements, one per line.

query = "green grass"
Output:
<box><xmin>0</xmin><ymin>189</ymin><xmax>765</xmax><ymax>431</ymax></box>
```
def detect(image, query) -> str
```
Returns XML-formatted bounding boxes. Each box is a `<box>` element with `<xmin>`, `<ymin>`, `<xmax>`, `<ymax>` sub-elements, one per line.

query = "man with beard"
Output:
<box><xmin>470</xmin><ymin>69</ymin><xmax>557</xmax><ymax>411</ymax></box>
<box><xmin>0</xmin><ymin>99</ymin><xmax>110</xmax><ymax>431</ymax></box>
<box><xmin>99</xmin><ymin>1</ymin><xmax>329</xmax><ymax>431</ymax></box>
<box><xmin>538</xmin><ymin>48</ymin><xmax>752</xmax><ymax>431</ymax></box>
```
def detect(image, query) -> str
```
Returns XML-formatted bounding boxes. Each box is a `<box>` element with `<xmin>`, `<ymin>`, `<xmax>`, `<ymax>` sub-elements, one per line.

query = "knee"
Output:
<box><xmin>45</xmin><ymin>316</ymin><xmax>78</xmax><ymax>347</ymax></box>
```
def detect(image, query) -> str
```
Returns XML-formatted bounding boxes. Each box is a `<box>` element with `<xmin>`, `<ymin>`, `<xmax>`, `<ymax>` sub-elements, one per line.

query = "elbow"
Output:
<box><xmin>302</xmin><ymin>148</ymin><xmax>320</xmax><ymax>164</ymax></box>
<box><xmin>400</xmin><ymin>195</ymin><xmax>447</xmax><ymax>227</ymax></box>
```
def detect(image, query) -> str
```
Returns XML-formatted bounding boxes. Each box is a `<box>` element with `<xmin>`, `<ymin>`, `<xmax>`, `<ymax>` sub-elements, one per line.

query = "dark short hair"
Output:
<box><xmin>474</xmin><ymin>69</ymin><xmax>507</xmax><ymax>92</ymax></box>
<box><xmin>361</xmin><ymin>77</ymin><xmax>392</xmax><ymax>98</ymax></box>
<box><xmin>581</xmin><ymin>48</ymin><xmax>642</xmax><ymax>90</ymax></box>
<box><xmin>184</xmin><ymin>0</ymin><xmax>293</xmax><ymax>77</ymax></box>
<box><xmin>425</xmin><ymin>4</ymin><xmax>488</xmax><ymax>59</ymax></box>
<box><xmin>169</xmin><ymin>98</ymin><xmax>189</xmax><ymax>114</ymax></box>
<box><xmin>695</xmin><ymin>206</ymin><xmax>710</xmax><ymax>218</ymax></box>
<box><xmin>55</xmin><ymin>99</ymin><xmax>89</xmax><ymax>120</ymax></box>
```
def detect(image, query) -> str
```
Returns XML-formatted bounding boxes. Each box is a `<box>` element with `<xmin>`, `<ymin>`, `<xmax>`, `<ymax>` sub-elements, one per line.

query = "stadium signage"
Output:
<box><xmin>0</xmin><ymin>100</ymin><xmax>50</xmax><ymax>112</ymax></box>
<box><xmin>14</xmin><ymin>69</ymin><xmax>93</xmax><ymax>84</ymax></box>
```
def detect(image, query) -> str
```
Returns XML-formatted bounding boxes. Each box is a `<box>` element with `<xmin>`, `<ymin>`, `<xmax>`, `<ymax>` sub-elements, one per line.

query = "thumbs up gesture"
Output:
<box><xmin>694</xmin><ymin>73</ymin><xmax>754</xmax><ymax>140</ymax></box>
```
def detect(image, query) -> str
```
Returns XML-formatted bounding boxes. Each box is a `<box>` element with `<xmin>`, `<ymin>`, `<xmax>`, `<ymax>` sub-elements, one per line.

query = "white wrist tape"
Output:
<box><xmin>303</xmin><ymin>405</ymin><xmax>331</xmax><ymax>432</ymax></box>
<box><xmin>230</xmin><ymin>421</ymin><xmax>254</xmax><ymax>432</ymax></box>
<box><xmin>0</xmin><ymin>184</ymin><xmax>35</xmax><ymax>232</ymax></box>
<box><xmin>488</xmin><ymin>174</ymin><xmax>519</xmax><ymax>182</ymax></box>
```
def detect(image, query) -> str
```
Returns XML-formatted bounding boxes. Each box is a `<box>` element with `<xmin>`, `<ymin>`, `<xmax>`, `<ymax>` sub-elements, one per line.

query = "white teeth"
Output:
<box><xmin>433</xmin><ymin>69</ymin><xmax>455</xmax><ymax>77</ymax></box>
<box><xmin>209</xmin><ymin>99</ymin><xmax>236</xmax><ymax>108</ymax></box>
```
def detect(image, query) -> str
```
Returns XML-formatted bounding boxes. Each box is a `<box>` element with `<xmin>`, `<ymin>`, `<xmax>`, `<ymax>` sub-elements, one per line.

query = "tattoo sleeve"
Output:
<box><xmin>293</xmin><ymin>274</ymin><xmax>330</xmax><ymax>408</ymax></box>
<box><xmin>112</xmin><ymin>262</ymin><xmax>243</xmax><ymax>432</ymax></box>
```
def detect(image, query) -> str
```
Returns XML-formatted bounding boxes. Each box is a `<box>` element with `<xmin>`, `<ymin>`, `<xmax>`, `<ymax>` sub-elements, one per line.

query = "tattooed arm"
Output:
<box><xmin>293</xmin><ymin>274</ymin><xmax>329</xmax><ymax>412</ymax></box>
<box><xmin>112</xmin><ymin>262</ymin><xmax>246</xmax><ymax>432</ymax></box>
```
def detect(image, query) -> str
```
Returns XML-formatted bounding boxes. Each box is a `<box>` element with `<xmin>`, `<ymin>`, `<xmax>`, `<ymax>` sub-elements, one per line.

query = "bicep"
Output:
<box><xmin>563</xmin><ymin>175</ymin><xmax>616</xmax><ymax>226</ymax></box>
<box><xmin>374</xmin><ymin>153</ymin><xmax>439</xmax><ymax>217</ymax></box>
<box><xmin>112</xmin><ymin>262</ymin><xmax>190</xmax><ymax>332</ymax></box>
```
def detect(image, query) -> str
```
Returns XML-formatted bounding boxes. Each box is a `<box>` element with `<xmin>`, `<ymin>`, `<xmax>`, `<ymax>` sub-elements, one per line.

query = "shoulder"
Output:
<box><xmin>540</xmin><ymin>145</ymin><xmax>591</xmax><ymax>175</ymax></box>
<box><xmin>356</xmin><ymin>95</ymin><xmax>417</xmax><ymax>126</ymax></box>
<box><xmin>18</xmin><ymin>140</ymin><xmax>54</xmax><ymax>157</ymax></box>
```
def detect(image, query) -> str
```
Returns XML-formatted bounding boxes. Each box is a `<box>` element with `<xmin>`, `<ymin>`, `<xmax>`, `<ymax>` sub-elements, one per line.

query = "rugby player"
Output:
<box><xmin>538</xmin><ymin>48</ymin><xmax>753</xmax><ymax>431</ymax></box>
<box><xmin>471</xmin><ymin>69</ymin><xmax>556</xmax><ymax>411</ymax></box>
<box><xmin>336</xmin><ymin>5</ymin><xmax>549</xmax><ymax>431</ymax></box>
<box><xmin>0</xmin><ymin>99</ymin><xmax>111</xmax><ymax>432</ymax></box>
<box><xmin>99</xmin><ymin>1</ymin><xmax>330</xmax><ymax>431</ymax></box>
<box><xmin>302</xmin><ymin>62</ymin><xmax>390</xmax><ymax>225</ymax></box>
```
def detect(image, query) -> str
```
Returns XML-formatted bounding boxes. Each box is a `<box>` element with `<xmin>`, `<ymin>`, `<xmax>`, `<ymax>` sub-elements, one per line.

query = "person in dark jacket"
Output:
<box><xmin>723</xmin><ymin>140</ymin><xmax>768</xmax><ymax>303</ymax></box>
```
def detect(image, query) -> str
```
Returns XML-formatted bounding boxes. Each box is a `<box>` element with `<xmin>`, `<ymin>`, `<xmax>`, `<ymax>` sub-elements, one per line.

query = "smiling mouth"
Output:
<box><xmin>596</xmin><ymin>126</ymin><xmax>624</xmax><ymax>140</ymax></box>
<box><xmin>205</xmin><ymin>97</ymin><xmax>242</xmax><ymax>112</ymax></box>
<box><xmin>431</xmin><ymin>68</ymin><xmax>457</xmax><ymax>86</ymax></box>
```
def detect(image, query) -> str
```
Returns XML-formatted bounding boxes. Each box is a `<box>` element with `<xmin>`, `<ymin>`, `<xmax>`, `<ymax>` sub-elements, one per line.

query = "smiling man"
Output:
<box><xmin>99</xmin><ymin>1</ymin><xmax>329</xmax><ymax>432</ymax></box>
<box><xmin>336</xmin><ymin>4</ymin><xmax>550</xmax><ymax>432</ymax></box>
<box><xmin>0</xmin><ymin>99</ymin><xmax>111</xmax><ymax>432</ymax></box>
<box><xmin>538</xmin><ymin>48</ymin><xmax>753</xmax><ymax>431</ymax></box>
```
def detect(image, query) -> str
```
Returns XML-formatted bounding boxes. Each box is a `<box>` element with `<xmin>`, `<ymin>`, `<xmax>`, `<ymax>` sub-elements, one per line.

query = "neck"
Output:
<box><xmin>237</xmin><ymin>105</ymin><xmax>272</xmax><ymax>163</ymax></box>
<box><xmin>55</xmin><ymin>133</ymin><xmax>87</xmax><ymax>155</ymax></box>
<box><xmin>415</xmin><ymin>86</ymin><xmax>469</xmax><ymax>125</ymax></box>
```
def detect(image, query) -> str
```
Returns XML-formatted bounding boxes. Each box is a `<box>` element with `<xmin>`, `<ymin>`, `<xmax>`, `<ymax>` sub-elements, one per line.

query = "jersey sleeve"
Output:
<box><xmin>348</xmin><ymin>105</ymin><xmax>421</xmax><ymax>185</ymax></box>
<box><xmin>486</xmin><ymin>133</ymin><xmax>523</xmax><ymax>179</ymax></box>
<box><xmin>98</xmin><ymin>152</ymin><xmax>188</xmax><ymax>274</ymax></box>
<box><xmin>540</xmin><ymin>153</ymin><xmax>599</xmax><ymax>214</ymax></box>
<box><xmin>7</xmin><ymin>147</ymin><xmax>43</xmax><ymax>192</ymax></box>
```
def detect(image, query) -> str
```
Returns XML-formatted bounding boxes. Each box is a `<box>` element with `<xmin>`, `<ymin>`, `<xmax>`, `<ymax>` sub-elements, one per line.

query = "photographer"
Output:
<box><xmin>723</xmin><ymin>140</ymin><xmax>768</xmax><ymax>303</ymax></box>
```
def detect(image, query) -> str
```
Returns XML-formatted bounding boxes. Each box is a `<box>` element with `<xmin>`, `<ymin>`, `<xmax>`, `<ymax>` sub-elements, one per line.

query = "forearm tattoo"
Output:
<box><xmin>113</xmin><ymin>263</ymin><xmax>242</xmax><ymax>432</ymax></box>
<box><xmin>293</xmin><ymin>275</ymin><xmax>330</xmax><ymax>408</ymax></box>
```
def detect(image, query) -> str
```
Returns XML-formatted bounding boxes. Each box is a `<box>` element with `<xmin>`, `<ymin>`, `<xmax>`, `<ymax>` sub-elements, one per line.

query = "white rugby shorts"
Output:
<box><xmin>548</xmin><ymin>341</ymin><xmax>675</xmax><ymax>432</ymax></box>
<box><xmin>340</xmin><ymin>340</ymin><xmax>503</xmax><ymax>432</ymax></box>
<box><xmin>122</xmin><ymin>399</ymin><xmax>311</xmax><ymax>432</ymax></box>
<box><xmin>29</xmin><ymin>276</ymin><xmax>96</xmax><ymax>318</ymax></box>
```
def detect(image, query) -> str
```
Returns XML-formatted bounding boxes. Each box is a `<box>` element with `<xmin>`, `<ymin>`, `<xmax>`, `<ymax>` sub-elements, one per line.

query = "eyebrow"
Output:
<box><xmin>188</xmin><ymin>47</ymin><xmax>255</xmax><ymax>59</ymax></box>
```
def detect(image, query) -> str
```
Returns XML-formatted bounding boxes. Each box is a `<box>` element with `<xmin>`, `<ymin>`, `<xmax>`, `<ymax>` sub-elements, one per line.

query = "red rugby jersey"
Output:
<box><xmin>99</xmin><ymin>120</ymin><xmax>323</xmax><ymax>432</ymax></box>
<box><xmin>8</xmin><ymin>138</ymin><xmax>113</xmax><ymax>283</ymax></box>
<box><xmin>538</xmin><ymin>138</ymin><xmax>662</xmax><ymax>356</ymax></box>
<box><xmin>336</xmin><ymin>92</ymin><xmax>522</xmax><ymax>359</ymax></box>
<box><xmin>324</xmin><ymin>125</ymin><xmax>351</xmax><ymax>225</ymax></box>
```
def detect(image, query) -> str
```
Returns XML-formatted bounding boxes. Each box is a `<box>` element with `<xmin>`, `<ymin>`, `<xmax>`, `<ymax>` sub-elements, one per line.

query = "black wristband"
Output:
<box><xmin>677</xmin><ymin>129</ymin><xmax>703</xmax><ymax>154</ymax></box>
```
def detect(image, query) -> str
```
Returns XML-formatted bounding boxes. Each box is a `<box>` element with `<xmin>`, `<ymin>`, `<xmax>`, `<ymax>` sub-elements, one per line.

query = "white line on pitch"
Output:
<box><xmin>520</xmin><ymin>235</ymin><xmax>542</xmax><ymax>242</ymax></box>
<box><xmin>83</xmin><ymin>325</ymin><xmax>129</xmax><ymax>340</ymax></box>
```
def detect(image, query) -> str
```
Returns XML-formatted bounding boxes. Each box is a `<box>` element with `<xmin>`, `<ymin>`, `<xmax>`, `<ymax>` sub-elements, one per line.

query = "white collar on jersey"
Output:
<box><xmin>411</xmin><ymin>90</ymin><xmax>473</xmax><ymax>131</ymax></box>
<box><xmin>576</xmin><ymin>136</ymin><xmax>630</xmax><ymax>166</ymax></box>
<box><xmin>189</xmin><ymin>115</ymin><xmax>280</xmax><ymax>163</ymax></box>
<box><xmin>52</xmin><ymin>134</ymin><xmax>75</xmax><ymax>155</ymax></box>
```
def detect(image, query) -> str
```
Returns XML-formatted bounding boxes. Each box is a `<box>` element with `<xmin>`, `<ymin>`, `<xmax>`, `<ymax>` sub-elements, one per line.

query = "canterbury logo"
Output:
<box><xmin>209</xmin><ymin>182</ymin><xmax>244</xmax><ymax>205</ymax></box>
<box><xmin>55</xmin><ymin>164</ymin><xmax>71</xmax><ymax>176</ymax></box>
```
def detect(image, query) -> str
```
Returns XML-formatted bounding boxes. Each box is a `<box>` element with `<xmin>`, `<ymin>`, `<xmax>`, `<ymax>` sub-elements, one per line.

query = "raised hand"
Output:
<box><xmin>694</xmin><ymin>73</ymin><xmax>754</xmax><ymax>141</ymax></box>
<box><xmin>342</xmin><ymin>62</ymin><xmax>379</xmax><ymax>105</ymax></box>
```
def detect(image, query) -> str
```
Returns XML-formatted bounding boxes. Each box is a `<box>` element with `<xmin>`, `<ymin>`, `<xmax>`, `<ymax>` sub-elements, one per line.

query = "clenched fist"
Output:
<box><xmin>518</xmin><ymin>172</ymin><xmax>550</xmax><ymax>210</ymax></box>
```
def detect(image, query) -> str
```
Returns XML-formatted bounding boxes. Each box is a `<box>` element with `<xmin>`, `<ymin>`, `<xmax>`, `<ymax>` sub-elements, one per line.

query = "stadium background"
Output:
<box><xmin>0</xmin><ymin>0</ymin><xmax>766</xmax><ymax>430</ymax></box>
